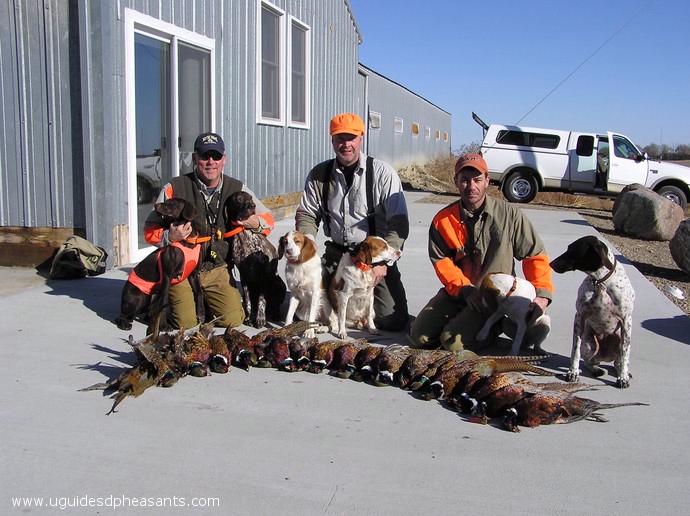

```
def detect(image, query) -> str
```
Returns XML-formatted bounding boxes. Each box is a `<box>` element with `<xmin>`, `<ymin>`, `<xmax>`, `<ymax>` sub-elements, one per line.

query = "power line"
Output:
<box><xmin>515</xmin><ymin>1</ymin><xmax>653</xmax><ymax>126</ymax></box>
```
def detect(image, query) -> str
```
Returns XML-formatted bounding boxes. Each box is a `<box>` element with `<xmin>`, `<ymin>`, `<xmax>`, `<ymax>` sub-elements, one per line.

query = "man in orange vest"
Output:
<box><xmin>144</xmin><ymin>132</ymin><xmax>275</xmax><ymax>329</ymax></box>
<box><xmin>409</xmin><ymin>153</ymin><xmax>553</xmax><ymax>352</ymax></box>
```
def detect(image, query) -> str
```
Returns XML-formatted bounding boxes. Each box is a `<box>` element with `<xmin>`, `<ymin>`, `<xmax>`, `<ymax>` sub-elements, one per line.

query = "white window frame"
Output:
<box><xmin>287</xmin><ymin>16</ymin><xmax>311</xmax><ymax>129</ymax></box>
<box><xmin>256</xmin><ymin>0</ymin><xmax>286</xmax><ymax>126</ymax></box>
<box><xmin>369</xmin><ymin>111</ymin><xmax>382</xmax><ymax>130</ymax></box>
<box><xmin>425</xmin><ymin>126</ymin><xmax>431</xmax><ymax>140</ymax></box>
<box><xmin>394</xmin><ymin>117</ymin><xmax>404</xmax><ymax>134</ymax></box>
<box><xmin>124</xmin><ymin>8</ymin><xmax>215</xmax><ymax>263</ymax></box>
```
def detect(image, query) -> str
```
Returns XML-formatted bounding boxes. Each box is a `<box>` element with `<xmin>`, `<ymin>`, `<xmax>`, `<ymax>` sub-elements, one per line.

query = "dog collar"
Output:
<box><xmin>354</xmin><ymin>260</ymin><xmax>372</xmax><ymax>272</ymax></box>
<box><xmin>506</xmin><ymin>276</ymin><xmax>518</xmax><ymax>297</ymax></box>
<box><xmin>593</xmin><ymin>257</ymin><xmax>617</xmax><ymax>286</ymax></box>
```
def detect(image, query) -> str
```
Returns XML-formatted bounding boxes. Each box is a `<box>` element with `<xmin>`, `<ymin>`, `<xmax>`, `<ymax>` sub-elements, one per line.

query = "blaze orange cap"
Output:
<box><xmin>330</xmin><ymin>113</ymin><xmax>365</xmax><ymax>136</ymax></box>
<box><xmin>454</xmin><ymin>153</ymin><xmax>488</xmax><ymax>177</ymax></box>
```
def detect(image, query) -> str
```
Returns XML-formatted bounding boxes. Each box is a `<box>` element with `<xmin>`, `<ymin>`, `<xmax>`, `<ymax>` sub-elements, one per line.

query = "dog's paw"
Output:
<box><xmin>337</xmin><ymin>329</ymin><xmax>348</xmax><ymax>340</ymax></box>
<box><xmin>475</xmin><ymin>329</ymin><xmax>489</xmax><ymax>342</ymax></box>
<box><xmin>115</xmin><ymin>317</ymin><xmax>132</xmax><ymax>331</ymax></box>
<box><xmin>368</xmin><ymin>327</ymin><xmax>380</xmax><ymax>336</ymax></box>
<box><xmin>303</xmin><ymin>328</ymin><xmax>316</xmax><ymax>339</ymax></box>
<box><xmin>615</xmin><ymin>376</ymin><xmax>631</xmax><ymax>389</ymax></box>
<box><xmin>565</xmin><ymin>370</ymin><xmax>580</xmax><ymax>383</ymax></box>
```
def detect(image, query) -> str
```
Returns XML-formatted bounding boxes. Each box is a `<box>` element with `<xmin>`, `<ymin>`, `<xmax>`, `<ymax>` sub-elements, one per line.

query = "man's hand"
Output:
<box><xmin>372</xmin><ymin>264</ymin><xmax>387</xmax><ymax>285</ymax></box>
<box><xmin>233</xmin><ymin>214</ymin><xmax>261</xmax><ymax>230</ymax></box>
<box><xmin>531</xmin><ymin>296</ymin><xmax>549</xmax><ymax>314</ymax></box>
<box><xmin>169</xmin><ymin>221</ymin><xmax>192</xmax><ymax>242</ymax></box>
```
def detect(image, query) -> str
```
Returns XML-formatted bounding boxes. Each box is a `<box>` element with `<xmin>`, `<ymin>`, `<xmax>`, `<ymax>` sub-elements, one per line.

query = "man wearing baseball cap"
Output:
<box><xmin>295</xmin><ymin>112</ymin><xmax>410</xmax><ymax>331</ymax></box>
<box><xmin>143</xmin><ymin>131</ymin><xmax>275</xmax><ymax>330</ymax></box>
<box><xmin>409</xmin><ymin>153</ymin><xmax>553</xmax><ymax>352</ymax></box>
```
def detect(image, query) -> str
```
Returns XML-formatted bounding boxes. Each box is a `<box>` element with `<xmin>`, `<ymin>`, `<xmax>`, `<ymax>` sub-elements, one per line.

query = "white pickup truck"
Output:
<box><xmin>474</xmin><ymin>116</ymin><xmax>690</xmax><ymax>209</ymax></box>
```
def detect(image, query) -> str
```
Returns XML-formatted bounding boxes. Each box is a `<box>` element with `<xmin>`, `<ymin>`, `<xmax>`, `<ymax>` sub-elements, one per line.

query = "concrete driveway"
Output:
<box><xmin>1</xmin><ymin>191</ymin><xmax>689</xmax><ymax>515</ymax></box>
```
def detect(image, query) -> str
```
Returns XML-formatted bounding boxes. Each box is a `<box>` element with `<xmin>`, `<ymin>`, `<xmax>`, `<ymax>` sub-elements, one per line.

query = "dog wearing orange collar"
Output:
<box><xmin>475</xmin><ymin>273</ymin><xmax>551</xmax><ymax>355</ymax></box>
<box><xmin>328</xmin><ymin>236</ymin><xmax>401</xmax><ymax>339</ymax></box>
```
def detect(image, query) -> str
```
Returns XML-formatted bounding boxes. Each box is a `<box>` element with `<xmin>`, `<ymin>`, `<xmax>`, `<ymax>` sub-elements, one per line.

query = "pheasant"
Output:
<box><xmin>370</xmin><ymin>345</ymin><xmax>413</xmax><ymax>386</ymax></box>
<box><xmin>80</xmin><ymin>361</ymin><xmax>159</xmax><ymax>415</ymax></box>
<box><xmin>454</xmin><ymin>372</ymin><xmax>596</xmax><ymax>420</ymax></box>
<box><xmin>502</xmin><ymin>390</ymin><xmax>648</xmax><ymax>432</ymax></box>
<box><xmin>328</xmin><ymin>339</ymin><xmax>370</xmax><ymax>379</ymax></box>
<box><xmin>287</xmin><ymin>337</ymin><xmax>318</xmax><ymax>371</ymax></box>
<box><xmin>223</xmin><ymin>328</ymin><xmax>260</xmax><ymax>370</ymax></box>
<box><xmin>397</xmin><ymin>349</ymin><xmax>455</xmax><ymax>390</ymax></box>
<box><xmin>251</xmin><ymin>320</ymin><xmax>319</xmax><ymax>344</ymax></box>
<box><xmin>307</xmin><ymin>340</ymin><xmax>349</xmax><ymax>373</ymax></box>
<box><xmin>175</xmin><ymin>331</ymin><xmax>213</xmax><ymax>377</ymax></box>
<box><xmin>208</xmin><ymin>334</ymin><xmax>232</xmax><ymax>374</ymax></box>
<box><xmin>260</xmin><ymin>337</ymin><xmax>293</xmax><ymax>369</ymax></box>
<box><xmin>351</xmin><ymin>345</ymin><xmax>384</xmax><ymax>382</ymax></box>
<box><xmin>422</xmin><ymin>355</ymin><xmax>552</xmax><ymax>401</ymax></box>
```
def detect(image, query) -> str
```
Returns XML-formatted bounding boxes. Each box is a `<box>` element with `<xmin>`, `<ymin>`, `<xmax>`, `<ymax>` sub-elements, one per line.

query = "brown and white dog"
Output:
<box><xmin>328</xmin><ymin>236</ymin><xmax>401</xmax><ymax>339</ymax></box>
<box><xmin>550</xmin><ymin>236</ymin><xmax>635</xmax><ymax>388</ymax></box>
<box><xmin>278</xmin><ymin>230</ymin><xmax>335</xmax><ymax>338</ymax></box>
<box><xmin>475</xmin><ymin>273</ymin><xmax>551</xmax><ymax>355</ymax></box>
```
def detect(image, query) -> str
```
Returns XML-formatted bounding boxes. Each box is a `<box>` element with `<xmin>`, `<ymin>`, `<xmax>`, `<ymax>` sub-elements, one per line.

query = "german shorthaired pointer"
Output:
<box><xmin>550</xmin><ymin>236</ymin><xmax>635</xmax><ymax>388</ymax></box>
<box><xmin>225</xmin><ymin>191</ymin><xmax>286</xmax><ymax>328</ymax></box>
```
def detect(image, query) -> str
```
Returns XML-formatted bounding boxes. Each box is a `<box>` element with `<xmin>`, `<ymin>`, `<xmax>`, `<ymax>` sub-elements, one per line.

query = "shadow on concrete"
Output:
<box><xmin>642</xmin><ymin>315</ymin><xmax>690</xmax><ymax>344</ymax></box>
<box><xmin>558</xmin><ymin>218</ymin><xmax>592</xmax><ymax>226</ymax></box>
<box><xmin>45</xmin><ymin>276</ymin><xmax>124</xmax><ymax>323</ymax></box>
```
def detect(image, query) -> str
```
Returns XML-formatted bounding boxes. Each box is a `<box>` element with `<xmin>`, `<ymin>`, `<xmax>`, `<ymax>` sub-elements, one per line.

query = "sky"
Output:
<box><xmin>349</xmin><ymin>0</ymin><xmax>689</xmax><ymax>150</ymax></box>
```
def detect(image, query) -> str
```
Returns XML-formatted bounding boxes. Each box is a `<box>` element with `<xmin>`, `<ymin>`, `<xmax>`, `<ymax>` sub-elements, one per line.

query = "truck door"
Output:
<box><xmin>607</xmin><ymin>132</ymin><xmax>648</xmax><ymax>192</ymax></box>
<box><xmin>568</xmin><ymin>133</ymin><xmax>597</xmax><ymax>191</ymax></box>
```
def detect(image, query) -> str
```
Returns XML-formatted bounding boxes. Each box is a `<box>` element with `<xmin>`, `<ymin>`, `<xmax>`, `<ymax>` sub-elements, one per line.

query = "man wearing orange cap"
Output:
<box><xmin>409</xmin><ymin>153</ymin><xmax>553</xmax><ymax>352</ymax></box>
<box><xmin>295</xmin><ymin>112</ymin><xmax>410</xmax><ymax>331</ymax></box>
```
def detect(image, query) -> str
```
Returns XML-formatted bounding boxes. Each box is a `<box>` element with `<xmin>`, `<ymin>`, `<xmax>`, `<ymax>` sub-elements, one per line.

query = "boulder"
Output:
<box><xmin>670</xmin><ymin>219</ymin><xmax>690</xmax><ymax>274</ymax></box>
<box><xmin>612</xmin><ymin>183</ymin><xmax>646</xmax><ymax>215</ymax></box>
<box><xmin>612</xmin><ymin>186</ymin><xmax>684</xmax><ymax>241</ymax></box>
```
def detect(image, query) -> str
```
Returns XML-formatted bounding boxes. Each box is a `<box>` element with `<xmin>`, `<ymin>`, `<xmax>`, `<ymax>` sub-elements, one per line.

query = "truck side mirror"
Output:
<box><xmin>634</xmin><ymin>153</ymin><xmax>645</xmax><ymax>163</ymax></box>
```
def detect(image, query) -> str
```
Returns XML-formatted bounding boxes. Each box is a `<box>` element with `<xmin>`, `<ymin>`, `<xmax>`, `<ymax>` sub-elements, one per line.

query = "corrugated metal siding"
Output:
<box><xmin>0</xmin><ymin>0</ymin><xmax>78</xmax><ymax>229</ymax></box>
<box><xmin>363</xmin><ymin>65</ymin><xmax>452</xmax><ymax>169</ymax></box>
<box><xmin>0</xmin><ymin>0</ymin><xmax>362</xmax><ymax>258</ymax></box>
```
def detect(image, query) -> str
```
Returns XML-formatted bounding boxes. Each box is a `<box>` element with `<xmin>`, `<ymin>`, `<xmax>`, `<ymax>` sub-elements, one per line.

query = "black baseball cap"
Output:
<box><xmin>194</xmin><ymin>132</ymin><xmax>225</xmax><ymax>155</ymax></box>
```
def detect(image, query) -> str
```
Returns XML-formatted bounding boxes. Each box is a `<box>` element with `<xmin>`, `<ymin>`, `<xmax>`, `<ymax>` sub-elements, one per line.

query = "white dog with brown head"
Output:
<box><xmin>278</xmin><ymin>230</ymin><xmax>335</xmax><ymax>338</ymax></box>
<box><xmin>475</xmin><ymin>273</ymin><xmax>551</xmax><ymax>355</ymax></box>
<box><xmin>328</xmin><ymin>236</ymin><xmax>401</xmax><ymax>339</ymax></box>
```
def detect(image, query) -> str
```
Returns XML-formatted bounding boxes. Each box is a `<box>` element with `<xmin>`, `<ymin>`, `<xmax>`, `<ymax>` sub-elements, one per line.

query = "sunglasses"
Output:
<box><xmin>198</xmin><ymin>150</ymin><xmax>223</xmax><ymax>161</ymax></box>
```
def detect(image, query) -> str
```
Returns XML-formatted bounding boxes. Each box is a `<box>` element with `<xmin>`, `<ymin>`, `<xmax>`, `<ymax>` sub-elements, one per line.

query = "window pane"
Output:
<box><xmin>178</xmin><ymin>43</ymin><xmax>211</xmax><ymax>174</ymax></box>
<box><xmin>135</xmin><ymin>33</ymin><xmax>170</xmax><ymax>249</ymax></box>
<box><xmin>261</xmin><ymin>7</ymin><xmax>280</xmax><ymax>119</ymax></box>
<box><xmin>291</xmin><ymin>24</ymin><xmax>306</xmax><ymax>123</ymax></box>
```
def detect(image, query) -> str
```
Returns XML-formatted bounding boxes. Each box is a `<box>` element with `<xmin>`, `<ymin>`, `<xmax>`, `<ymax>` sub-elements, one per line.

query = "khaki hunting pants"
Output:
<box><xmin>168</xmin><ymin>266</ymin><xmax>244</xmax><ymax>329</ymax></box>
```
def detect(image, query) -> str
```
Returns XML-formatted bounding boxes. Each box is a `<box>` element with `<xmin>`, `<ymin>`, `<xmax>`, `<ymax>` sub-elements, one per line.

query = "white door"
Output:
<box><xmin>606</xmin><ymin>132</ymin><xmax>648</xmax><ymax>192</ymax></box>
<box><xmin>567</xmin><ymin>133</ymin><xmax>597</xmax><ymax>191</ymax></box>
<box><xmin>125</xmin><ymin>10</ymin><xmax>215</xmax><ymax>263</ymax></box>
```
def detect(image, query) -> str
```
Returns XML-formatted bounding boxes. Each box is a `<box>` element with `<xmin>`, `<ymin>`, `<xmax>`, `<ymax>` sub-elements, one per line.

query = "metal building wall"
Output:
<box><xmin>0</xmin><ymin>0</ymin><xmax>81</xmax><ymax>230</ymax></box>
<box><xmin>361</xmin><ymin>64</ymin><xmax>452</xmax><ymax>170</ymax></box>
<box><xmin>0</xmin><ymin>0</ymin><xmax>361</xmax><ymax>260</ymax></box>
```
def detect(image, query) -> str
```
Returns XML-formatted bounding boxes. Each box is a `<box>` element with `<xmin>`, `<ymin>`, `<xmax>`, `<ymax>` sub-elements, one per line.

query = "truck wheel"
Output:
<box><xmin>502</xmin><ymin>171</ymin><xmax>538</xmax><ymax>203</ymax></box>
<box><xmin>657</xmin><ymin>185</ymin><xmax>687</xmax><ymax>210</ymax></box>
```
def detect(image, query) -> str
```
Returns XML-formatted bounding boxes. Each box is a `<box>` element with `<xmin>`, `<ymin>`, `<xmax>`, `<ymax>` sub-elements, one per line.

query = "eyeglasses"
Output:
<box><xmin>198</xmin><ymin>150</ymin><xmax>223</xmax><ymax>161</ymax></box>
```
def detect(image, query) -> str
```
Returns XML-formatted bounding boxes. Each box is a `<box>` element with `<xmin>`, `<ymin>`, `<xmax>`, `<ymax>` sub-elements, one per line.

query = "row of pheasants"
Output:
<box><xmin>82</xmin><ymin>321</ymin><xmax>646</xmax><ymax>431</ymax></box>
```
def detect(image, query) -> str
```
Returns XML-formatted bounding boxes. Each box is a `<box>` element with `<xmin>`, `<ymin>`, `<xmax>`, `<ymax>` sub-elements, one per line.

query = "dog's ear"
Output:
<box><xmin>356</xmin><ymin>241</ymin><xmax>372</xmax><ymax>265</ymax></box>
<box><xmin>155</xmin><ymin>198</ymin><xmax>186</xmax><ymax>220</ymax></box>
<box><xmin>181</xmin><ymin>201</ymin><xmax>197</xmax><ymax>222</ymax></box>
<box><xmin>594</xmin><ymin>239</ymin><xmax>615</xmax><ymax>271</ymax></box>
<box><xmin>278</xmin><ymin>235</ymin><xmax>287</xmax><ymax>259</ymax></box>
